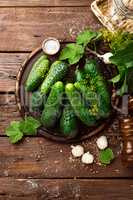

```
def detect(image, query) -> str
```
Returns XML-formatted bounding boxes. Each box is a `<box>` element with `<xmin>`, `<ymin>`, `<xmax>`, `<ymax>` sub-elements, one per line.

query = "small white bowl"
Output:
<box><xmin>42</xmin><ymin>37</ymin><xmax>60</xmax><ymax>55</ymax></box>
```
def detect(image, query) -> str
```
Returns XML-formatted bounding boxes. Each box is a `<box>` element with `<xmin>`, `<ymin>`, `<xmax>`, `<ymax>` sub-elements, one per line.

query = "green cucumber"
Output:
<box><xmin>74</xmin><ymin>82</ymin><xmax>99</xmax><ymax>118</ymax></box>
<box><xmin>29</xmin><ymin>90</ymin><xmax>47</xmax><ymax>112</ymax></box>
<box><xmin>84</xmin><ymin>59</ymin><xmax>111</xmax><ymax>118</ymax></box>
<box><xmin>65</xmin><ymin>83</ymin><xmax>97</xmax><ymax>126</ymax></box>
<box><xmin>84</xmin><ymin>59</ymin><xmax>99</xmax><ymax>77</ymax></box>
<box><xmin>75</xmin><ymin>67</ymin><xmax>85</xmax><ymax>82</ymax></box>
<box><xmin>41</xmin><ymin>61</ymin><xmax>68</xmax><ymax>94</ymax></box>
<box><xmin>60</xmin><ymin>102</ymin><xmax>78</xmax><ymax>138</ymax></box>
<box><xmin>92</xmin><ymin>76</ymin><xmax>111</xmax><ymax>117</ymax></box>
<box><xmin>41</xmin><ymin>81</ymin><xmax>64</xmax><ymax>128</ymax></box>
<box><xmin>25</xmin><ymin>55</ymin><xmax>50</xmax><ymax>92</ymax></box>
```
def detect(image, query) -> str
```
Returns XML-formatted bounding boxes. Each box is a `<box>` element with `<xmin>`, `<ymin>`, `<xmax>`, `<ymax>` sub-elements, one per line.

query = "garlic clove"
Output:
<box><xmin>71</xmin><ymin>145</ymin><xmax>84</xmax><ymax>158</ymax></box>
<box><xmin>96</xmin><ymin>135</ymin><xmax>108</xmax><ymax>150</ymax></box>
<box><xmin>81</xmin><ymin>152</ymin><xmax>94</xmax><ymax>164</ymax></box>
<box><xmin>100</xmin><ymin>52</ymin><xmax>113</xmax><ymax>64</ymax></box>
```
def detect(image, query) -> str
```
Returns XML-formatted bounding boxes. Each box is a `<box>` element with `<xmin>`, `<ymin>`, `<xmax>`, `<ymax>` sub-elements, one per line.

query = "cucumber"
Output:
<box><xmin>92</xmin><ymin>76</ymin><xmax>111</xmax><ymax>118</ymax></box>
<box><xmin>84</xmin><ymin>59</ymin><xmax>99</xmax><ymax>77</ymax></box>
<box><xmin>25</xmin><ymin>55</ymin><xmax>50</xmax><ymax>92</ymax></box>
<box><xmin>65</xmin><ymin>83</ymin><xmax>97</xmax><ymax>127</ymax></box>
<box><xmin>75</xmin><ymin>67</ymin><xmax>85</xmax><ymax>82</ymax></box>
<box><xmin>41</xmin><ymin>61</ymin><xmax>68</xmax><ymax>94</ymax></box>
<box><xmin>74</xmin><ymin>82</ymin><xmax>99</xmax><ymax>118</ymax></box>
<box><xmin>84</xmin><ymin>59</ymin><xmax>111</xmax><ymax>118</ymax></box>
<box><xmin>29</xmin><ymin>90</ymin><xmax>47</xmax><ymax>112</ymax></box>
<box><xmin>60</xmin><ymin>102</ymin><xmax>78</xmax><ymax>138</ymax></box>
<box><xmin>41</xmin><ymin>81</ymin><xmax>64</xmax><ymax>128</ymax></box>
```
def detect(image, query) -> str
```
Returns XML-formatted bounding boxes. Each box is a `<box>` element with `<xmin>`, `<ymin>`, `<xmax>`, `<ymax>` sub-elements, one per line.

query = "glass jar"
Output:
<box><xmin>112</xmin><ymin>0</ymin><xmax>133</xmax><ymax>19</ymax></box>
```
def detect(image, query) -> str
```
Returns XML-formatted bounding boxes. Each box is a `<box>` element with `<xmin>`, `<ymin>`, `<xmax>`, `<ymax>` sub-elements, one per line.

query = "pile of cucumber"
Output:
<box><xmin>25</xmin><ymin>55</ymin><xmax>111</xmax><ymax>139</ymax></box>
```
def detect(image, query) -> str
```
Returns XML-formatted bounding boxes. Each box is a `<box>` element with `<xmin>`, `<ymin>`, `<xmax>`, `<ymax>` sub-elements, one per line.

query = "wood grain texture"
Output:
<box><xmin>0</xmin><ymin>98</ymin><xmax>21</xmax><ymax>134</ymax></box>
<box><xmin>0</xmin><ymin>178</ymin><xmax>132</xmax><ymax>200</ymax></box>
<box><xmin>0</xmin><ymin>53</ymin><xmax>28</xmax><ymax>64</ymax></box>
<box><xmin>0</xmin><ymin>0</ymin><xmax>90</xmax><ymax>7</ymax></box>
<box><xmin>0</xmin><ymin>63</ymin><xmax>18</xmax><ymax>92</ymax></box>
<box><xmin>0</xmin><ymin>53</ymin><xmax>28</xmax><ymax>92</ymax></box>
<box><xmin>0</xmin><ymin>136</ymin><xmax>132</xmax><ymax>178</ymax></box>
<box><xmin>0</xmin><ymin>7</ymin><xmax>101</xmax><ymax>51</ymax></box>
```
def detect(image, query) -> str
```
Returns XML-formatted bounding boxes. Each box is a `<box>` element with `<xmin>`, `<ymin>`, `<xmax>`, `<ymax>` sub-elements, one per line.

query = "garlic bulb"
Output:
<box><xmin>71</xmin><ymin>145</ymin><xmax>84</xmax><ymax>158</ymax></box>
<box><xmin>81</xmin><ymin>152</ymin><xmax>94</xmax><ymax>164</ymax></box>
<box><xmin>96</xmin><ymin>135</ymin><xmax>108</xmax><ymax>150</ymax></box>
<box><xmin>99</xmin><ymin>52</ymin><xmax>113</xmax><ymax>64</ymax></box>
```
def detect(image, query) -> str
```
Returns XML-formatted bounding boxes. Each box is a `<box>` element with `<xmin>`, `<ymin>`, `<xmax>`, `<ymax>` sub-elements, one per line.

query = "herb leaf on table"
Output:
<box><xmin>6</xmin><ymin>121</ymin><xmax>23</xmax><ymax>144</ymax></box>
<box><xmin>99</xmin><ymin>148</ymin><xmax>115</xmax><ymax>165</ymax></box>
<box><xmin>6</xmin><ymin>117</ymin><xmax>41</xmax><ymax>144</ymax></box>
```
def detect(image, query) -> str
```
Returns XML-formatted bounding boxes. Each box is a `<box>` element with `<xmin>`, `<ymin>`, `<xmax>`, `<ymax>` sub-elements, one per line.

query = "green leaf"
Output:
<box><xmin>99</xmin><ymin>148</ymin><xmax>115</xmax><ymax>165</ymax></box>
<box><xmin>6</xmin><ymin>121</ymin><xmax>23</xmax><ymax>144</ymax></box>
<box><xmin>59</xmin><ymin>43</ymin><xmax>84</xmax><ymax>65</ymax></box>
<box><xmin>20</xmin><ymin>116</ymin><xmax>41</xmax><ymax>135</ymax></box>
<box><xmin>59</xmin><ymin>46</ymin><xmax>71</xmax><ymax>60</ymax></box>
<box><xmin>109</xmin><ymin>42</ymin><xmax>133</xmax><ymax>69</ymax></box>
<box><xmin>109</xmin><ymin>41</ymin><xmax>133</xmax><ymax>96</ymax></box>
<box><xmin>109</xmin><ymin>74</ymin><xmax>120</xmax><ymax>83</ymax></box>
<box><xmin>116</xmin><ymin>76</ymin><xmax>128</xmax><ymax>96</ymax></box>
<box><xmin>76</xmin><ymin>29</ymin><xmax>98</xmax><ymax>46</ymax></box>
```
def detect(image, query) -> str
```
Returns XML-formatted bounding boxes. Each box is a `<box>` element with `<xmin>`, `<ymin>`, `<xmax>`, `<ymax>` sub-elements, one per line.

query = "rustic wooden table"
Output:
<box><xmin>0</xmin><ymin>0</ymin><xmax>133</xmax><ymax>199</ymax></box>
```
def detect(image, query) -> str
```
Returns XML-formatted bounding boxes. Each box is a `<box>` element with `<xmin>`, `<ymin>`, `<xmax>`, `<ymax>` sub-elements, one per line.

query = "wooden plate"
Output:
<box><xmin>16</xmin><ymin>45</ymin><xmax>118</xmax><ymax>143</ymax></box>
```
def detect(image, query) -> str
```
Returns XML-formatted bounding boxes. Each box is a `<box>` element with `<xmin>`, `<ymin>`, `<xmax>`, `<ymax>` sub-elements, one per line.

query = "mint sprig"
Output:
<box><xmin>6</xmin><ymin>116</ymin><xmax>41</xmax><ymax>144</ymax></box>
<box><xmin>99</xmin><ymin>148</ymin><xmax>115</xmax><ymax>165</ymax></box>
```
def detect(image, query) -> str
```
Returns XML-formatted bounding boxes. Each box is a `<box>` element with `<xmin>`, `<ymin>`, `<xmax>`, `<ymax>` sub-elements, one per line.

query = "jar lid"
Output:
<box><xmin>42</xmin><ymin>38</ymin><xmax>60</xmax><ymax>55</ymax></box>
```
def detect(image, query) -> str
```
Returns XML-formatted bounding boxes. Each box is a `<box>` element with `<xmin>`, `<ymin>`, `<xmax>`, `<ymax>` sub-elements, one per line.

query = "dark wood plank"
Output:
<box><xmin>0</xmin><ymin>53</ymin><xmax>27</xmax><ymax>64</ymax></box>
<box><xmin>0</xmin><ymin>62</ymin><xmax>18</xmax><ymax>92</ymax></box>
<box><xmin>0</xmin><ymin>7</ymin><xmax>101</xmax><ymax>51</ymax></box>
<box><xmin>0</xmin><ymin>96</ymin><xmax>21</xmax><ymax>134</ymax></box>
<box><xmin>0</xmin><ymin>136</ymin><xmax>132</xmax><ymax>178</ymax></box>
<box><xmin>0</xmin><ymin>178</ymin><xmax>133</xmax><ymax>200</ymax></box>
<box><xmin>0</xmin><ymin>53</ymin><xmax>28</xmax><ymax>92</ymax></box>
<box><xmin>0</xmin><ymin>0</ymin><xmax>90</xmax><ymax>7</ymax></box>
